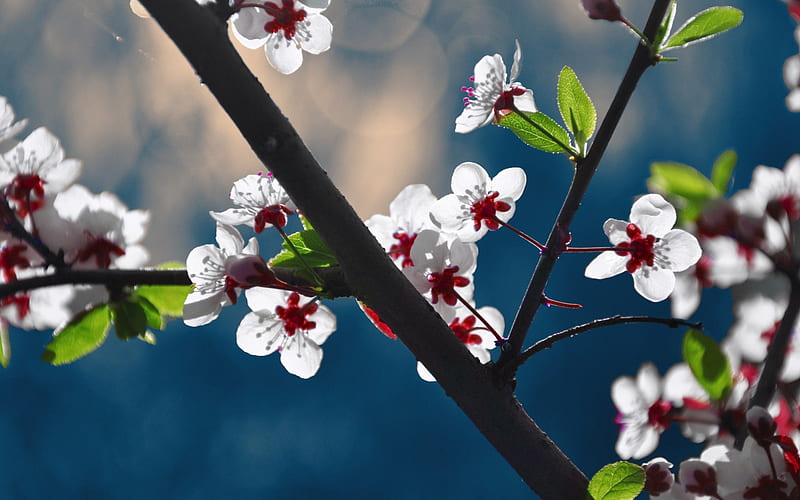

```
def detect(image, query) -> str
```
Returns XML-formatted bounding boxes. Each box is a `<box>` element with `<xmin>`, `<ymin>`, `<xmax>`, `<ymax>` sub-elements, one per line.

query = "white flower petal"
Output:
<box><xmin>630</xmin><ymin>194</ymin><xmax>676</xmax><ymax>237</ymax></box>
<box><xmin>602</xmin><ymin>219</ymin><xmax>630</xmax><ymax>245</ymax></box>
<box><xmin>232</xmin><ymin>9</ymin><xmax>269</xmax><ymax>48</ymax></box>
<box><xmin>633</xmin><ymin>266</ymin><xmax>676</xmax><ymax>302</ymax></box>
<box><xmin>300</xmin><ymin>15</ymin><xmax>332</xmax><ymax>55</ymax></box>
<box><xmin>584</xmin><ymin>251</ymin><xmax>627</xmax><ymax>279</ymax></box>
<box><xmin>657</xmin><ymin>230</ymin><xmax>701</xmax><ymax>272</ymax></box>
<box><xmin>265</xmin><ymin>36</ymin><xmax>304</xmax><ymax>75</ymax></box>
<box><xmin>451</xmin><ymin>162</ymin><xmax>490</xmax><ymax>197</ymax></box>
<box><xmin>491</xmin><ymin>167</ymin><xmax>526</xmax><ymax>201</ymax></box>
<box><xmin>236</xmin><ymin>311</ymin><xmax>283</xmax><ymax>356</ymax></box>
<box><xmin>280</xmin><ymin>334</ymin><xmax>323</xmax><ymax>378</ymax></box>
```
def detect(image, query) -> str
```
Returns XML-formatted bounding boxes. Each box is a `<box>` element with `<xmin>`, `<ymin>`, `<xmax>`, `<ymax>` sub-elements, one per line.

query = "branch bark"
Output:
<box><xmin>137</xmin><ymin>1</ymin><xmax>587</xmax><ymax>497</ymax></box>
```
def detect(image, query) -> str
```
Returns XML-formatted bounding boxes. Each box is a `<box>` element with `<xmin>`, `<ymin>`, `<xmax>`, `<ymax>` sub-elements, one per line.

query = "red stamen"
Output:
<box><xmin>254</xmin><ymin>204</ymin><xmax>294</xmax><ymax>232</ymax></box>
<box><xmin>470</xmin><ymin>191</ymin><xmax>510</xmax><ymax>232</ymax></box>
<box><xmin>615</xmin><ymin>223</ymin><xmax>656</xmax><ymax>273</ymax></box>
<box><xmin>427</xmin><ymin>266</ymin><xmax>469</xmax><ymax>306</ymax></box>
<box><xmin>275</xmin><ymin>292</ymin><xmax>318</xmax><ymax>336</ymax></box>
<box><xmin>389</xmin><ymin>232</ymin><xmax>417</xmax><ymax>268</ymax></box>
<box><xmin>263</xmin><ymin>0</ymin><xmax>307</xmax><ymax>40</ymax></box>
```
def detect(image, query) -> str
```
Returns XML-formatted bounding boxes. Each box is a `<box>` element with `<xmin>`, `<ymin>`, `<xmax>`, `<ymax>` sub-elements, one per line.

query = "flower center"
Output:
<box><xmin>615</xmin><ymin>223</ymin><xmax>656</xmax><ymax>273</ymax></box>
<box><xmin>493</xmin><ymin>86</ymin><xmax>526</xmax><ymax>121</ymax></box>
<box><xmin>448</xmin><ymin>315</ymin><xmax>483</xmax><ymax>345</ymax></box>
<box><xmin>470</xmin><ymin>191</ymin><xmax>511</xmax><ymax>231</ymax></box>
<box><xmin>254</xmin><ymin>204</ymin><xmax>294</xmax><ymax>232</ymax></box>
<box><xmin>0</xmin><ymin>244</ymin><xmax>30</xmax><ymax>281</ymax></box>
<box><xmin>427</xmin><ymin>266</ymin><xmax>470</xmax><ymax>306</ymax></box>
<box><xmin>75</xmin><ymin>233</ymin><xmax>126</xmax><ymax>269</ymax></box>
<box><xmin>389</xmin><ymin>231</ymin><xmax>417</xmax><ymax>268</ymax></box>
<box><xmin>647</xmin><ymin>399</ymin><xmax>672</xmax><ymax>430</ymax></box>
<box><xmin>276</xmin><ymin>292</ymin><xmax>318</xmax><ymax>336</ymax></box>
<box><xmin>6</xmin><ymin>174</ymin><xmax>46</xmax><ymax>217</ymax></box>
<box><xmin>263</xmin><ymin>0</ymin><xmax>307</xmax><ymax>40</ymax></box>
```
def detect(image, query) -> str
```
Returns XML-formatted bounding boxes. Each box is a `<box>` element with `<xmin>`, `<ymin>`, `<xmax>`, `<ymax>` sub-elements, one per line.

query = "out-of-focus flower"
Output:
<box><xmin>231</xmin><ymin>0</ymin><xmax>333</xmax><ymax>75</ymax></box>
<box><xmin>612</xmin><ymin>362</ymin><xmax>672</xmax><ymax>460</ymax></box>
<box><xmin>580</xmin><ymin>0</ymin><xmax>623</xmax><ymax>22</ymax></box>
<box><xmin>455</xmin><ymin>40</ymin><xmax>536</xmax><ymax>134</ymax></box>
<box><xmin>585</xmin><ymin>194</ymin><xmax>702</xmax><ymax>302</ymax></box>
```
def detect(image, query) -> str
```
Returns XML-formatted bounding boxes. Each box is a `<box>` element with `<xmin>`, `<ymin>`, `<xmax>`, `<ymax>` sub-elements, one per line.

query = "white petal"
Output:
<box><xmin>299</xmin><ymin>15</ymin><xmax>332</xmax><ymax>55</ymax></box>
<box><xmin>454</xmin><ymin>104</ymin><xmax>493</xmax><ymax>134</ymax></box>
<box><xmin>491</xmin><ymin>167</ymin><xmax>526</xmax><ymax>201</ymax></box>
<box><xmin>636</xmin><ymin>362</ymin><xmax>662</xmax><ymax>405</ymax></box>
<box><xmin>364</xmin><ymin>214</ymin><xmax>397</xmax><ymax>251</ymax></box>
<box><xmin>633</xmin><ymin>267</ymin><xmax>676</xmax><ymax>302</ymax></box>
<box><xmin>630</xmin><ymin>194</ymin><xmax>676</xmax><ymax>237</ymax></box>
<box><xmin>611</xmin><ymin>376</ymin><xmax>645</xmax><ymax>414</ymax></box>
<box><xmin>215</xmin><ymin>222</ymin><xmax>244</xmax><ymax>255</ymax></box>
<box><xmin>657</xmin><ymin>230</ymin><xmax>701</xmax><ymax>272</ymax></box>
<box><xmin>584</xmin><ymin>251</ymin><xmax>627</xmax><ymax>279</ymax></box>
<box><xmin>512</xmin><ymin>88</ymin><xmax>537</xmax><ymax>113</ymax></box>
<box><xmin>231</xmin><ymin>9</ymin><xmax>269</xmax><ymax>49</ymax></box>
<box><xmin>449</xmin><ymin>239</ymin><xmax>478</xmax><ymax>275</ymax></box>
<box><xmin>186</xmin><ymin>244</ymin><xmax>223</xmax><ymax>280</ymax></box>
<box><xmin>236</xmin><ymin>311</ymin><xmax>283</xmax><ymax>356</ymax></box>
<box><xmin>244</xmin><ymin>286</ymin><xmax>290</xmax><ymax>313</ymax></box>
<box><xmin>306</xmin><ymin>304</ymin><xmax>336</xmax><ymax>346</ymax></box>
<box><xmin>265</xmin><ymin>36</ymin><xmax>304</xmax><ymax>75</ymax></box>
<box><xmin>210</xmin><ymin>208</ymin><xmax>256</xmax><ymax>227</ymax></box>
<box><xmin>602</xmin><ymin>219</ymin><xmax>630</xmax><ymax>245</ymax></box>
<box><xmin>416</xmin><ymin>361</ymin><xmax>436</xmax><ymax>382</ymax></box>
<box><xmin>389</xmin><ymin>184</ymin><xmax>437</xmax><ymax>232</ymax></box>
<box><xmin>297</xmin><ymin>0</ymin><xmax>329</xmax><ymax>14</ymax></box>
<box><xmin>509</xmin><ymin>40</ymin><xmax>522</xmax><ymax>83</ymax></box>
<box><xmin>670</xmin><ymin>269</ymin><xmax>701</xmax><ymax>319</ymax></box>
<box><xmin>183</xmin><ymin>290</ymin><xmax>224</xmax><ymax>327</ymax></box>
<box><xmin>280</xmin><ymin>335</ymin><xmax>323</xmax><ymax>378</ymax></box>
<box><xmin>429</xmin><ymin>194</ymin><xmax>470</xmax><ymax>235</ymax></box>
<box><xmin>451</xmin><ymin>162</ymin><xmax>490</xmax><ymax>197</ymax></box>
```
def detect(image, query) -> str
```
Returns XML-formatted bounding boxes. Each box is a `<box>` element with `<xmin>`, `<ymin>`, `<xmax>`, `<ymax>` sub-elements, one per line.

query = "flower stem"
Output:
<box><xmin>454</xmin><ymin>292</ymin><xmax>504</xmax><ymax>343</ymax></box>
<box><xmin>495</xmin><ymin>218</ymin><xmax>545</xmax><ymax>251</ymax></box>
<box><xmin>541</xmin><ymin>294</ymin><xmax>582</xmax><ymax>309</ymax></box>
<box><xmin>620</xmin><ymin>17</ymin><xmax>650</xmax><ymax>48</ymax></box>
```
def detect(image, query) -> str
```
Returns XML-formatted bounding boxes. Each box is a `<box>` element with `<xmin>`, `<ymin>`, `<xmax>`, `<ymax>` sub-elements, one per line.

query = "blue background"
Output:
<box><xmin>0</xmin><ymin>0</ymin><xmax>797</xmax><ymax>498</ymax></box>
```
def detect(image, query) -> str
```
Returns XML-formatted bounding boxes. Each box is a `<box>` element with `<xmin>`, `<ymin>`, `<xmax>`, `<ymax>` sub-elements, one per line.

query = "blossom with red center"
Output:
<box><xmin>231</xmin><ymin>0</ymin><xmax>332</xmax><ymax>74</ymax></box>
<box><xmin>236</xmin><ymin>287</ymin><xmax>336</xmax><ymax>379</ymax></box>
<box><xmin>585</xmin><ymin>194</ymin><xmax>701</xmax><ymax>302</ymax></box>
<box><xmin>211</xmin><ymin>172</ymin><xmax>297</xmax><ymax>233</ymax></box>
<box><xmin>402</xmin><ymin>230</ymin><xmax>477</xmax><ymax>315</ymax></box>
<box><xmin>416</xmin><ymin>303</ymin><xmax>502</xmax><ymax>383</ymax></box>
<box><xmin>611</xmin><ymin>362</ymin><xmax>672</xmax><ymax>459</ymax></box>
<box><xmin>184</xmin><ymin>222</ymin><xmax>261</xmax><ymax>327</ymax></box>
<box><xmin>0</xmin><ymin>127</ymin><xmax>81</xmax><ymax>218</ymax></box>
<box><xmin>455</xmin><ymin>40</ymin><xmax>537</xmax><ymax>133</ymax></box>
<box><xmin>430</xmin><ymin>162</ymin><xmax>526</xmax><ymax>242</ymax></box>
<box><xmin>365</xmin><ymin>184</ymin><xmax>437</xmax><ymax>269</ymax></box>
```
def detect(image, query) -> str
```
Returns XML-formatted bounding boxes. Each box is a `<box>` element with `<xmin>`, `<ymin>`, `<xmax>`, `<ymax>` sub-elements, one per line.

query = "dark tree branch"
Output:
<box><xmin>505</xmin><ymin>315</ymin><xmax>702</xmax><ymax>374</ymax></box>
<box><xmin>498</xmin><ymin>0</ymin><xmax>671</xmax><ymax>371</ymax></box>
<box><xmin>137</xmin><ymin>1</ymin><xmax>588</xmax><ymax>497</ymax></box>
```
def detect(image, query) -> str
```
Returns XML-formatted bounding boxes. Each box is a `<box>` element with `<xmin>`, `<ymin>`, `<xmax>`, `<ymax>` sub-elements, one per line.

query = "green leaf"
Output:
<box><xmin>299</xmin><ymin>213</ymin><xmax>314</xmax><ymax>231</ymax></box>
<box><xmin>557</xmin><ymin>66</ymin><xmax>596</xmax><ymax>150</ymax></box>
<box><xmin>653</xmin><ymin>0</ymin><xmax>677</xmax><ymax>49</ymax></box>
<box><xmin>0</xmin><ymin>322</ymin><xmax>10</xmax><ymax>368</ymax></box>
<box><xmin>270</xmin><ymin>228</ymin><xmax>339</xmax><ymax>269</ymax></box>
<box><xmin>662</xmin><ymin>6</ymin><xmax>743</xmax><ymax>50</ymax></box>
<box><xmin>586</xmin><ymin>462</ymin><xmax>645</xmax><ymax>500</ymax></box>
<box><xmin>42</xmin><ymin>305</ymin><xmax>111</xmax><ymax>365</ymax></box>
<box><xmin>138</xmin><ymin>296</ymin><xmax>164</xmax><ymax>330</ymax></box>
<box><xmin>112</xmin><ymin>299</ymin><xmax>148</xmax><ymax>341</ymax></box>
<box><xmin>648</xmin><ymin>162</ymin><xmax>718</xmax><ymax>201</ymax></box>
<box><xmin>682</xmin><ymin>329</ymin><xmax>733</xmax><ymax>401</ymax></box>
<box><xmin>138</xmin><ymin>331</ymin><xmax>157</xmax><ymax>345</ymax></box>
<box><xmin>710</xmin><ymin>150</ymin><xmax>737</xmax><ymax>194</ymax></box>
<box><xmin>135</xmin><ymin>284</ymin><xmax>192</xmax><ymax>318</ymax></box>
<box><xmin>497</xmin><ymin>111</ymin><xmax>573</xmax><ymax>154</ymax></box>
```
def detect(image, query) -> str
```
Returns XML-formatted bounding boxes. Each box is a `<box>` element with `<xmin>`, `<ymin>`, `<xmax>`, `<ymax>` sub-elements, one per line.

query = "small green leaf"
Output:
<box><xmin>557</xmin><ymin>66</ymin><xmax>596</xmax><ymax>149</ymax></box>
<box><xmin>0</xmin><ymin>322</ymin><xmax>10</xmax><ymax>368</ymax></box>
<box><xmin>497</xmin><ymin>111</ymin><xmax>573</xmax><ymax>154</ymax></box>
<box><xmin>138</xmin><ymin>331</ymin><xmax>157</xmax><ymax>345</ymax></box>
<box><xmin>710</xmin><ymin>150</ymin><xmax>737</xmax><ymax>194</ymax></box>
<box><xmin>136</xmin><ymin>284</ymin><xmax>192</xmax><ymax>318</ymax></box>
<box><xmin>270</xmin><ymin>228</ymin><xmax>339</xmax><ymax>269</ymax></box>
<box><xmin>653</xmin><ymin>0</ymin><xmax>677</xmax><ymax>49</ymax></box>
<box><xmin>586</xmin><ymin>462</ymin><xmax>645</xmax><ymax>500</ymax></box>
<box><xmin>662</xmin><ymin>6</ymin><xmax>743</xmax><ymax>50</ymax></box>
<box><xmin>138</xmin><ymin>296</ymin><xmax>164</xmax><ymax>330</ymax></box>
<box><xmin>648</xmin><ymin>162</ymin><xmax>718</xmax><ymax>201</ymax></box>
<box><xmin>299</xmin><ymin>213</ymin><xmax>314</xmax><ymax>231</ymax></box>
<box><xmin>112</xmin><ymin>299</ymin><xmax>148</xmax><ymax>341</ymax></box>
<box><xmin>682</xmin><ymin>329</ymin><xmax>732</xmax><ymax>401</ymax></box>
<box><xmin>42</xmin><ymin>305</ymin><xmax>111</xmax><ymax>365</ymax></box>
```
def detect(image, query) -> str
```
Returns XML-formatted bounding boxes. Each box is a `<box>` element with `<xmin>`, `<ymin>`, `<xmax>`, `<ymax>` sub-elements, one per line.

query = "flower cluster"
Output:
<box><xmin>184</xmin><ymin>171</ymin><xmax>335</xmax><ymax>379</ymax></box>
<box><xmin>0</xmin><ymin>96</ymin><xmax>150</xmax><ymax>331</ymax></box>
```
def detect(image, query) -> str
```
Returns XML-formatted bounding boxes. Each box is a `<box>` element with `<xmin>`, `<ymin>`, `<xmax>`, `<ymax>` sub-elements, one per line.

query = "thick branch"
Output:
<box><xmin>137</xmin><ymin>1</ymin><xmax>587</xmax><ymax>497</ymax></box>
<box><xmin>499</xmin><ymin>0</ymin><xmax>671</xmax><ymax>370</ymax></box>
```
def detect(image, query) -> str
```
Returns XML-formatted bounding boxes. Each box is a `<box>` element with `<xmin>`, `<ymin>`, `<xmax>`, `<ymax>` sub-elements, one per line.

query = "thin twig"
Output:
<box><xmin>498</xmin><ymin>0</ymin><xmax>671</xmax><ymax>373</ymax></box>
<box><xmin>504</xmin><ymin>315</ymin><xmax>702</xmax><ymax>374</ymax></box>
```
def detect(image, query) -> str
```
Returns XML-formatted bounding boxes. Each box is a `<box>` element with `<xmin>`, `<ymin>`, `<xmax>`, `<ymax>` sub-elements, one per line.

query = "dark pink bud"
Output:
<box><xmin>225</xmin><ymin>255</ymin><xmax>277</xmax><ymax>288</ymax></box>
<box><xmin>747</xmin><ymin>406</ymin><xmax>777</xmax><ymax>447</ymax></box>
<box><xmin>581</xmin><ymin>0</ymin><xmax>623</xmax><ymax>22</ymax></box>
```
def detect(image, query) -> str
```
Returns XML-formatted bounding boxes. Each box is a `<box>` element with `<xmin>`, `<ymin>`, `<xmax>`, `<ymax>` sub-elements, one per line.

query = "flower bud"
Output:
<box><xmin>747</xmin><ymin>406</ymin><xmax>777</xmax><ymax>447</ymax></box>
<box><xmin>643</xmin><ymin>458</ymin><xmax>673</xmax><ymax>495</ymax></box>
<box><xmin>581</xmin><ymin>0</ymin><xmax>623</xmax><ymax>22</ymax></box>
<box><xmin>225</xmin><ymin>254</ymin><xmax>277</xmax><ymax>288</ymax></box>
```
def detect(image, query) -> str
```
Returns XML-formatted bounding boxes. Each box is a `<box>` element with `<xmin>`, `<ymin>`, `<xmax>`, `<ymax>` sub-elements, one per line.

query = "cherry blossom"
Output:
<box><xmin>643</xmin><ymin>458</ymin><xmax>675</xmax><ymax>497</ymax></box>
<box><xmin>231</xmin><ymin>0</ymin><xmax>333</xmax><ymax>75</ymax></box>
<box><xmin>183</xmin><ymin>222</ymin><xmax>260</xmax><ymax>327</ymax></box>
<box><xmin>416</xmin><ymin>303</ymin><xmax>502</xmax><ymax>382</ymax></box>
<box><xmin>37</xmin><ymin>184</ymin><xmax>150</xmax><ymax>270</ymax></box>
<box><xmin>236</xmin><ymin>286</ymin><xmax>335</xmax><ymax>379</ymax></box>
<box><xmin>365</xmin><ymin>184</ymin><xmax>437</xmax><ymax>269</ymax></box>
<box><xmin>584</xmin><ymin>194</ymin><xmax>702</xmax><ymax>302</ymax></box>
<box><xmin>430</xmin><ymin>162</ymin><xmax>526</xmax><ymax>242</ymax></box>
<box><xmin>612</xmin><ymin>362</ymin><xmax>672</xmax><ymax>460</ymax></box>
<box><xmin>0</xmin><ymin>127</ymin><xmax>81</xmax><ymax>218</ymax></box>
<box><xmin>210</xmin><ymin>172</ymin><xmax>296</xmax><ymax>232</ymax></box>
<box><xmin>0</xmin><ymin>96</ymin><xmax>27</xmax><ymax>146</ymax></box>
<box><xmin>455</xmin><ymin>40</ymin><xmax>537</xmax><ymax>134</ymax></box>
<box><xmin>402</xmin><ymin>229</ymin><xmax>477</xmax><ymax>313</ymax></box>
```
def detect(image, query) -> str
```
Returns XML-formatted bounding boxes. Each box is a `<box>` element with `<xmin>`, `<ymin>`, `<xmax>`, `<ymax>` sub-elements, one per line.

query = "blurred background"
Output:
<box><xmin>0</xmin><ymin>0</ymin><xmax>796</xmax><ymax>498</ymax></box>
